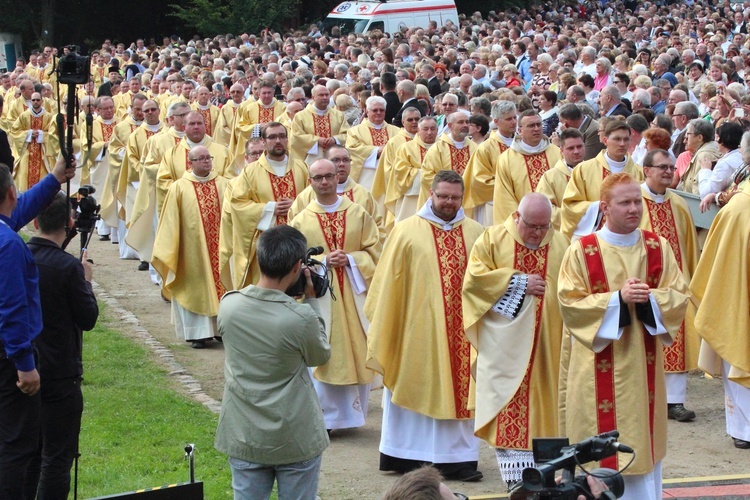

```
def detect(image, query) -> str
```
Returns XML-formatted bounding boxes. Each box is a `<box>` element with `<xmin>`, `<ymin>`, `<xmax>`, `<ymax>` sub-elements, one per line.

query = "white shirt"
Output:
<box><xmin>698</xmin><ymin>148</ymin><xmax>744</xmax><ymax>198</ymax></box>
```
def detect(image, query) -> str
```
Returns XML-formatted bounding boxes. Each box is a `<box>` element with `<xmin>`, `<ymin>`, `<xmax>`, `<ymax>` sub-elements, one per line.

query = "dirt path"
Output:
<box><xmin>82</xmin><ymin>233</ymin><xmax>749</xmax><ymax>499</ymax></box>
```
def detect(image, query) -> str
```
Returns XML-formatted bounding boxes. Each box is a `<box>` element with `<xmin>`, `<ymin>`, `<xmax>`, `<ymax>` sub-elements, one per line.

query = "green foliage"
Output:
<box><xmin>77</xmin><ymin>316</ymin><xmax>234</xmax><ymax>498</ymax></box>
<box><xmin>170</xmin><ymin>0</ymin><xmax>302</xmax><ymax>36</ymax></box>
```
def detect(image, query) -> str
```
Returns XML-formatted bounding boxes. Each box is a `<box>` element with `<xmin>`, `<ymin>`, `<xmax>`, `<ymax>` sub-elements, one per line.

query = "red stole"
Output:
<box><xmin>268</xmin><ymin>170</ymin><xmax>297</xmax><ymax>225</ymax></box>
<box><xmin>447</xmin><ymin>144</ymin><xmax>470</xmax><ymax>175</ymax></box>
<box><xmin>430</xmin><ymin>224</ymin><xmax>471</xmax><ymax>418</ymax></box>
<box><xmin>192</xmin><ymin>179</ymin><xmax>226</xmax><ymax>301</ymax></box>
<box><xmin>579</xmin><ymin>231</ymin><xmax>661</xmax><ymax>468</ymax></box>
<box><xmin>27</xmin><ymin>115</ymin><xmax>44</xmax><ymax>188</ymax></box>
<box><xmin>316</xmin><ymin>209</ymin><xmax>347</xmax><ymax>291</ymax></box>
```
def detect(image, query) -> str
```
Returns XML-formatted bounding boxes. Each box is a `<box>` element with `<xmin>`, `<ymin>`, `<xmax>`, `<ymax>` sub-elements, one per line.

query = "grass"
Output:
<box><xmin>76</xmin><ymin>312</ymin><xmax>234</xmax><ymax>499</ymax></box>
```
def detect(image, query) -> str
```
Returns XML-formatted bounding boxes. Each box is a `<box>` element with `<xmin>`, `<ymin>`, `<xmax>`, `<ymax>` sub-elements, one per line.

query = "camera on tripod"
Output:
<box><xmin>57</xmin><ymin>45</ymin><xmax>91</xmax><ymax>85</ymax></box>
<box><xmin>509</xmin><ymin>431</ymin><xmax>632</xmax><ymax>499</ymax></box>
<box><xmin>69</xmin><ymin>185</ymin><xmax>100</xmax><ymax>235</ymax></box>
<box><xmin>285</xmin><ymin>246</ymin><xmax>332</xmax><ymax>298</ymax></box>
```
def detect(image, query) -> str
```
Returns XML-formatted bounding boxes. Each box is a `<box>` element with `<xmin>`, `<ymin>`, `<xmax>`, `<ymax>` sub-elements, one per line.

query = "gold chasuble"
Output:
<box><xmin>366</xmin><ymin>213</ymin><xmax>485</xmax><ymax>419</ymax></box>
<box><xmin>190</xmin><ymin>103</ymin><xmax>221</xmax><ymax>138</ymax></box>
<box><xmin>418</xmin><ymin>134</ymin><xmax>477</xmax><ymax>209</ymax></box>
<box><xmin>155</xmin><ymin>137</ymin><xmax>234</xmax><ymax>213</ymax></box>
<box><xmin>692</xmin><ymin>185</ymin><xmax>750</xmax><ymax>388</ymax></box>
<box><xmin>100</xmin><ymin>117</ymin><xmax>141</xmax><ymax>227</ymax></box>
<box><xmin>214</xmin><ymin>101</ymin><xmax>239</xmax><ymax>148</ymax></box>
<box><xmin>288</xmin><ymin>177</ymin><xmax>385</xmax><ymax>239</ymax></box>
<box><xmin>536</xmin><ymin>160</ymin><xmax>573</xmax><ymax>231</ymax></box>
<box><xmin>558</xmin><ymin>230</ymin><xmax>690</xmax><ymax>475</ymax></box>
<box><xmin>463</xmin><ymin>216</ymin><xmax>568</xmax><ymax>449</ymax></box>
<box><xmin>345</xmin><ymin>120</ymin><xmax>400</xmax><ymax>187</ymax></box>
<box><xmin>9</xmin><ymin>109</ymin><xmax>57</xmax><ymax>191</ymax></box>
<box><xmin>152</xmin><ymin>171</ymin><xmax>229</xmax><ymax>314</ymax></box>
<box><xmin>229</xmin><ymin>99</ymin><xmax>286</xmax><ymax>167</ymax></box>
<box><xmin>493</xmin><ymin>139</ymin><xmax>561</xmax><ymax>225</ymax></box>
<box><xmin>462</xmin><ymin>132</ymin><xmax>512</xmax><ymax>226</ymax></box>
<box><xmin>639</xmin><ymin>187</ymin><xmax>700</xmax><ymax>374</ymax></box>
<box><xmin>218</xmin><ymin>155</ymin><xmax>309</xmax><ymax>291</ymax></box>
<box><xmin>561</xmin><ymin>152</ymin><xmax>643</xmax><ymax>240</ymax></box>
<box><xmin>80</xmin><ymin>116</ymin><xmax>118</xmax><ymax>188</ymax></box>
<box><xmin>289</xmin><ymin>104</ymin><xmax>350</xmax><ymax>163</ymax></box>
<box><xmin>290</xmin><ymin>197</ymin><xmax>382</xmax><ymax>385</ymax></box>
<box><xmin>386</xmin><ymin>136</ymin><xmax>430</xmax><ymax>223</ymax></box>
<box><xmin>116</xmin><ymin>123</ymin><xmax>165</xmax><ymax>224</ymax></box>
<box><xmin>126</xmin><ymin>128</ymin><xmax>183</xmax><ymax>262</ymax></box>
<box><xmin>371</xmin><ymin>129</ymin><xmax>413</xmax><ymax>207</ymax></box>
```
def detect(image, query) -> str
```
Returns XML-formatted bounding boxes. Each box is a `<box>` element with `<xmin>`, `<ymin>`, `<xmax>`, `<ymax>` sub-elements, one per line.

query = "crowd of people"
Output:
<box><xmin>1</xmin><ymin>0</ymin><xmax>750</xmax><ymax>497</ymax></box>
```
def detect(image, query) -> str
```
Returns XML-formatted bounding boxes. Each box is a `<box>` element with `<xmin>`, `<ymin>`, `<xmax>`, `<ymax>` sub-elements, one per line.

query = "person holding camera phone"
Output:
<box><xmin>290</xmin><ymin>158</ymin><xmax>381</xmax><ymax>432</ymax></box>
<box><xmin>0</xmin><ymin>156</ymin><xmax>75</xmax><ymax>498</ymax></box>
<box><xmin>215</xmin><ymin>225</ymin><xmax>330</xmax><ymax>500</ymax></box>
<box><xmin>26</xmin><ymin>192</ymin><xmax>99</xmax><ymax>499</ymax></box>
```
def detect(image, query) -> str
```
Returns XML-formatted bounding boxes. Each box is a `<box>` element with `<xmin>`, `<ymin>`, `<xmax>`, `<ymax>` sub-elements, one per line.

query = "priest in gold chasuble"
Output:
<box><xmin>366</xmin><ymin>171</ymin><xmax>485</xmax><ymax>481</ymax></box>
<box><xmin>493</xmin><ymin>110</ymin><xmax>561</xmax><ymax>226</ymax></box>
<box><xmin>152</xmin><ymin>147</ymin><xmax>229</xmax><ymax>348</ymax></box>
<box><xmin>558</xmin><ymin>173</ymin><xmax>690</xmax><ymax>500</ymax></box>
<box><xmin>536</xmin><ymin>128</ymin><xmax>585</xmax><ymax>231</ymax></box>
<box><xmin>638</xmin><ymin>149</ymin><xmax>700</xmax><ymax>422</ymax></box>
<box><xmin>289</xmin><ymin>85</ymin><xmax>349</xmax><ymax>165</ymax></box>
<box><xmin>463</xmin><ymin>194</ymin><xmax>568</xmax><ymax>487</ymax></box>
<box><xmin>290</xmin><ymin>158</ymin><xmax>381</xmax><ymax>431</ymax></box>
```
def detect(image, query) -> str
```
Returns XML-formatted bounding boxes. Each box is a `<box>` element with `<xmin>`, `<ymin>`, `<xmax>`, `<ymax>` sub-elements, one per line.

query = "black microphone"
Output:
<box><xmin>308</xmin><ymin>246</ymin><xmax>324</xmax><ymax>256</ymax></box>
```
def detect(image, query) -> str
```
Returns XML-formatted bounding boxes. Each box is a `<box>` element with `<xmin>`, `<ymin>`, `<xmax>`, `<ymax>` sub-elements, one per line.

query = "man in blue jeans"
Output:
<box><xmin>0</xmin><ymin>157</ymin><xmax>75</xmax><ymax>499</ymax></box>
<box><xmin>215</xmin><ymin>225</ymin><xmax>330</xmax><ymax>499</ymax></box>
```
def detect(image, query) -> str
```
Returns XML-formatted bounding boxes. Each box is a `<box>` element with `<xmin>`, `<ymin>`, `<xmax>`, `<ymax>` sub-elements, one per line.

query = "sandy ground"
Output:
<box><xmin>78</xmin><ymin>231</ymin><xmax>749</xmax><ymax>499</ymax></box>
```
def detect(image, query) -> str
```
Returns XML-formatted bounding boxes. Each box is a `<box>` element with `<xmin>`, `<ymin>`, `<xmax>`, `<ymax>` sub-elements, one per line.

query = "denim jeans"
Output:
<box><xmin>229</xmin><ymin>454</ymin><xmax>322</xmax><ymax>500</ymax></box>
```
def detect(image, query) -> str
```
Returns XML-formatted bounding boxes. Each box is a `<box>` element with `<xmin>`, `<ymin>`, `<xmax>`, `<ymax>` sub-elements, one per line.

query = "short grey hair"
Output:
<box><xmin>366</xmin><ymin>95</ymin><xmax>387</xmax><ymax>110</ymax></box>
<box><xmin>491</xmin><ymin>100</ymin><xmax>517</xmax><ymax>119</ymax></box>
<box><xmin>632</xmin><ymin>89</ymin><xmax>651</xmax><ymax>108</ymax></box>
<box><xmin>687</xmin><ymin>118</ymin><xmax>715</xmax><ymax>144</ymax></box>
<box><xmin>675</xmin><ymin>101</ymin><xmax>700</xmax><ymax>120</ymax></box>
<box><xmin>167</xmin><ymin>101</ymin><xmax>191</xmax><ymax>117</ymax></box>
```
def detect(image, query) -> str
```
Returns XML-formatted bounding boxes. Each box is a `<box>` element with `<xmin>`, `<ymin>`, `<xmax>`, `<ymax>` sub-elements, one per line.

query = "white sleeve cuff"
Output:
<box><xmin>345</xmin><ymin>255</ymin><xmax>367</xmax><ymax>294</ymax></box>
<box><xmin>363</xmin><ymin>148</ymin><xmax>378</xmax><ymax>170</ymax></box>
<box><xmin>257</xmin><ymin>202</ymin><xmax>277</xmax><ymax>231</ymax></box>
<box><xmin>406</xmin><ymin>170</ymin><xmax>421</xmax><ymax>196</ymax></box>
<box><xmin>25</xmin><ymin>130</ymin><xmax>33</xmax><ymax>143</ymax></box>
<box><xmin>572</xmin><ymin>201</ymin><xmax>601</xmax><ymax>241</ymax></box>
<box><xmin>491</xmin><ymin>274</ymin><xmax>527</xmax><ymax>319</ymax></box>
<box><xmin>643</xmin><ymin>294</ymin><xmax>668</xmax><ymax>337</ymax></box>
<box><xmin>592</xmin><ymin>292</ymin><xmax>624</xmax><ymax>352</ymax></box>
<box><xmin>307</xmin><ymin>142</ymin><xmax>319</xmax><ymax>155</ymax></box>
<box><xmin>36</xmin><ymin>131</ymin><xmax>44</xmax><ymax>143</ymax></box>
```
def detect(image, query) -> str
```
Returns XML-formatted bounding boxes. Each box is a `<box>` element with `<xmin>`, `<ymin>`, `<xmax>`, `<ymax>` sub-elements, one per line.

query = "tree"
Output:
<box><xmin>170</xmin><ymin>0</ymin><xmax>302</xmax><ymax>36</ymax></box>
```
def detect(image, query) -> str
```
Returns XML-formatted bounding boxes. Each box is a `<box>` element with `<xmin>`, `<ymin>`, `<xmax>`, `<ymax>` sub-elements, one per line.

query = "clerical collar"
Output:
<box><xmin>173</xmin><ymin>129</ymin><xmax>186</xmax><ymax>138</ymax></box>
<box><xmin>565</xmin><ymin>163</ymin><xmax>575</xmax><ymax>172</ymax></box>
<box><xmin>597</xmin><ymin>225</ymin><xmax>640</xmax><ymax>247</ymax></box>
<box><xmin>30</xmin><ymin>108</ymin><xmax>44</xmax><ymax>117</ymax></box>
<box><xmin>192</xmin><ymin>172</ymin><xmax>212</xmax><ymax>183</ymax></box>
<box><xmin>197</xmin><ymin>103</ymin><xmax>210</xmax><ymax>110</ymax></box>
<box><xmin>262</xmin><ymin>101</ymin><xmax>275</xmax><ymax>109</ymax></box>
<box><xmin>605</xmin><ymin>152</ymin><xmax>627</xmax><ymax>172</ymax></box>
<box><xmin>641</xmin><ymin>182</ymin><xmax>666</xmax><ymax>202</ymax></box>
<box><xmin>146</xmin><ymin>122</ymin><xmax>162</xmax><ymax>132</ymax></box>
<box><xmin>101</xmin><ymin>118</ymin><xmax>114</xmax><ymax>125</ymax></box>
<box><xmin>450</xmin><ymin>137</ymin><xmax>465</xmax><ymax>148</ymax></box>
<box><xmin>336</xmin><ymin>180</ymin><xmax>350</xmax><ymax>193</ymax></box>
<box><xmin>132</xmin><ymin>119</ymin><xmax>143</xmax><ymax>126</ymax></box>
<box><xmin>315</xmin><ymin>196</ymin><xmax>343</xmax><ymax>212</ymax></box>
<box><xmin>417</xmin><ymin>198</ymin><xmax>465</xmax><ymax>230</ymax></box>
<box><xmin>519</xmin><ymin>140</ymin><xmax>544</xmax><ymax>153</ymax></box>
<box><xmin>186</xmin><ymin>137</ymin><xmax>206</xmax><ymax>148</ymax></box>
<box><xmin>495</xmin><ymin>131</ymin><xmax>513</xmax><ymax>146</ymax></box>
<box><xmin>266</xmin><ymin>156</ymin><xmax>288</xmax><ymax>169</ymax></box>
<box><xmin>314</xmin><ymin>107</ymin><xmax>327</xmax><ymax>116</ymax></box>
<box><xmin>370</xmin><ymin>122</ymin><xmax>384</xmax><ymax>130</ymax></box>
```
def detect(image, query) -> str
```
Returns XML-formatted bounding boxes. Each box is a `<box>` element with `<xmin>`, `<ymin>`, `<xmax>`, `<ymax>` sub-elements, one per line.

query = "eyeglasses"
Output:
<box><xmin>434</xmin><ymin>193</ymin><xmax>463</xmax><ymax>202</ymax></box>
<box><xmin>143</xmin><ymin>108</ymin><xmax>159</xmax><ymax>113</ymax></box>
<box><xmin>649</xmin><ymin>163</ymin><xmax>676</xmax><ymax>172</ymax></box>
<box><xmin>264</xmin><ymin>134</ymin><xmax>288</xmax><ymax>141</ymax></box>
<box><xmin>31</xmin><ymin>98</ymin><xmax>42</xmax><ymax>101</ymax></box>
<box><xmin>521</xmin><ymin>217</ymin><xmax>551</xmax><ymax>232</ymax></box>
<box><xmin>310</xmin><ymin>173</ymin><xmax>337</xmax><ymax>182</ymax></box>
<box><xmin>329</xmin><ymin>157</ymin><xmax>351</xmax><ymax>163</ymax></box>
<box><xmin>189</xmin><ymin>156</ymin><xmax>213</xmax><ymax>163</ymax></box>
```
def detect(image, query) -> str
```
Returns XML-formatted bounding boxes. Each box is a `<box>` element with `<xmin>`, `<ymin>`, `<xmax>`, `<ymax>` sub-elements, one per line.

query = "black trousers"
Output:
<box><xmin>0</xmin><ymin>358</ymin><xmax>41</xmax><ymax>500</ymax></box>
<box><xmin>26</xmin><ymin>377</ymin><xmax>83</xmax><ymax>500</ymax></box>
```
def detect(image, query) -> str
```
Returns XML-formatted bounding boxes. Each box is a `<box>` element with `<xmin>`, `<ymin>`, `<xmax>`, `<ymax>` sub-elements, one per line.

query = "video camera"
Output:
<box><xmin>57</xmin><ymin>45</ymin><xmax>91</xmax><ymax>85</ymax></box>
<box><xmin>70</xmin><ymin>185</ymin><xmax>100</xmax><ymax>235</ymax></box>
<box><xmin>285</xmin><ymin>246</ymin><xmax>333</xmax><ymax>299</ymax></box>
<box><xmin>509</xmin><ymin>431</ymin><xmax>631</xmax><ymax>500</ymax></box>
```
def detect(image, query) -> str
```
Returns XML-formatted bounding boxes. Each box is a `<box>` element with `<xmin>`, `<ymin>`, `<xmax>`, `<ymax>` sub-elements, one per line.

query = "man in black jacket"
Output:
<box><xmin>392</xmin><ymin>80</ymin><xmax>428</xmax><ymax>128</ymax></box>
<box><xmin>26</xmin><ymin>192</ymin><xmax>98</xmax><ymax>499</ymax></box>
<box><xmin>380</xmin><ymin>72</ymin><xmax>401</xmax><ymax>125</ymax></box>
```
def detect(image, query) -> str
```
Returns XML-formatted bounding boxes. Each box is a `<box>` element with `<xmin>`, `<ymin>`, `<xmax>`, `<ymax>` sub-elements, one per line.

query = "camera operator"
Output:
<box><xmin>26</xmin><ymin>191</ymin><xmax>98</xmax><ymax>499</ymax></box>
<box><xmin>0</xmin><ymin>157</ymin><xmax>75</xmax><ymax>498</ymax></box>
<box><xmin>215</xmin><ymin>225</ymin><xmax>330</xmax><ymax>500</ymax></box>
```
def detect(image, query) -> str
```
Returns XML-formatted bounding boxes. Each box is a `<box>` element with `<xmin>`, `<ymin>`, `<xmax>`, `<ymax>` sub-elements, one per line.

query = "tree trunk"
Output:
<box><xmin>41</xmin><ymin>0</ymin><xmax>55</xmax><ymax>46</ymax></box>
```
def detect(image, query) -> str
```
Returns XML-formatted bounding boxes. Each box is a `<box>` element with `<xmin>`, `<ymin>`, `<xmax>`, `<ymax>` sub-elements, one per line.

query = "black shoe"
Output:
<box><xmin>446</xmin><ymin>468</ymin><xmax>483</xmax><ymax>483</ymax></box>
<box><xmin>668</xmin><ymin>403</ymin><xmax>696</xmax><ymax>422</ymax></box>
<box><xmin>138</xmin><ymin>261</ymin><xmax>149</xmax><ymax>271</ymax></box>
<box><xmin>213</xmin><ymin>336</ymin><xmax>223</xmax><ymax>343</ymax></box>
<box><xmin>191</xmin><ymin>340</ymin><xmax>206</xmax><ymax>349</ymax></box>
<box><xmin>734</xmin><ymin>438</ymin><xmax>750</xmax><ymax>449</ymax></box>
<box><xmin>99</xmin><ymin>234</ymin><xmax>110</xmax><ymax>241</ymax></box>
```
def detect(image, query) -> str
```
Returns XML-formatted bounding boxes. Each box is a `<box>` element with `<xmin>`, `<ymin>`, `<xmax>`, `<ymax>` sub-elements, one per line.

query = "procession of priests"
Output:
<box><xmin>5</xmin><ymin>24</ymin><xmax>750</xmax><ymax>496</ymax></box>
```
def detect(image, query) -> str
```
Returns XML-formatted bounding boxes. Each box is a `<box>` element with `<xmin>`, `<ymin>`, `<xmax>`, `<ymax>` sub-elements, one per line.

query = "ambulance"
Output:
<box><xmin>323</xmin><ymin>0</ymin><xmax>458</xmax><ymax>35</ymax></box>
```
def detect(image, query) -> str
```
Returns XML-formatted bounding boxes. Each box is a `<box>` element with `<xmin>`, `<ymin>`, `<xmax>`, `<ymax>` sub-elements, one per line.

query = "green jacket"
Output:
<box><xmin>215</xmin><ymin>286</ymin><xmax>330</xmax><ymax>465</ymax></box>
